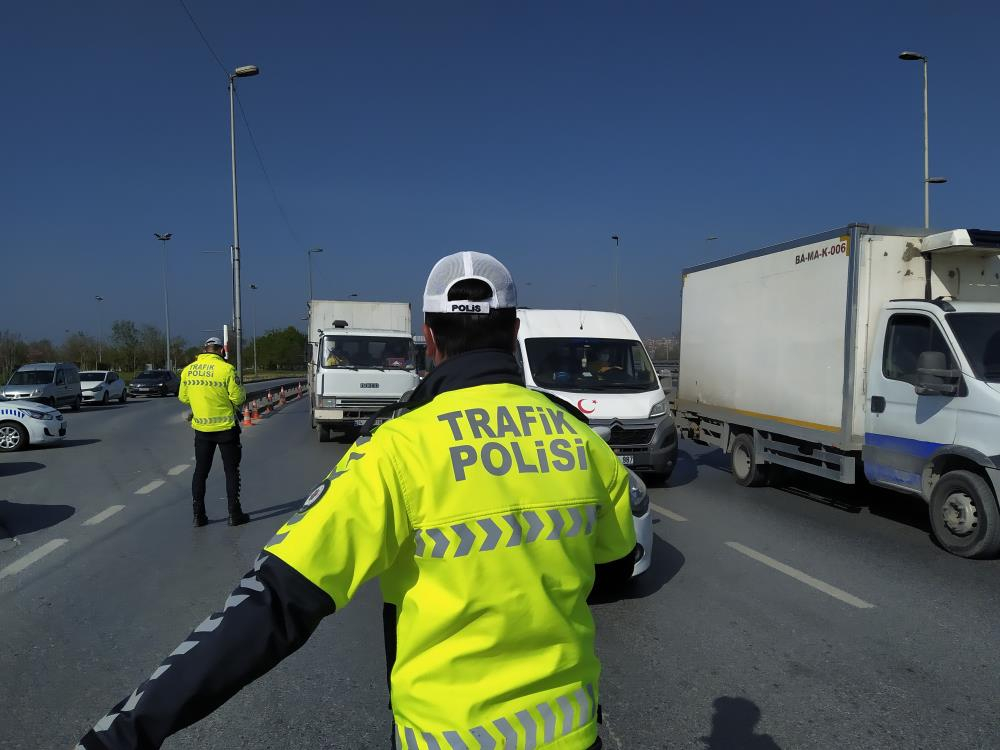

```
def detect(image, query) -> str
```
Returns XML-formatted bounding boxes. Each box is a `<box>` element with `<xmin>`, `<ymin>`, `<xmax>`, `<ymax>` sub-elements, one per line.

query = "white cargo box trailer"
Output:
<box><xmin>676</xmin><ymin>223</ymin><xmax>1000</xmax><ymax>557</ymax></box>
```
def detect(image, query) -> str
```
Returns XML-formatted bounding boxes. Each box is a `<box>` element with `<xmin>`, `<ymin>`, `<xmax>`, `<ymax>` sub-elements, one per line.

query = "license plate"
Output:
<box><xmin>353</xmin><ymin>418</ymin><xmax>387</xmax><ymax>427</ymax></box>
<box><xmin>619</xmin><ymin>454</ymin><xmax>634</xmax><ymax>465</ymax></box>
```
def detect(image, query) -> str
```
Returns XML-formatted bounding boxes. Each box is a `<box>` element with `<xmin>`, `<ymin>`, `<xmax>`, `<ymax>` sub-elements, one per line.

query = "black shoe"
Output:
<box><xmin>193</xmin><ymin>514</ymin><xmax>208</xmax><ymax>528</ymax></box>
<box><xmin>228</xmin><ymin>510</ymin><xmax>250</xmax><ymax>527</ymax></box>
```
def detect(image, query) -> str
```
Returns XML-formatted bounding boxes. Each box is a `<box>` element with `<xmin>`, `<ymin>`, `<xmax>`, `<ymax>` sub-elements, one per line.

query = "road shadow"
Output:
<box><xmin>669</xmin><ymin>448</ymin><xmax>729</xmax><ymax>488</ymax></box>
<box><xmin>45</xmin><ymin>438</ymin><xmax>102</xmax><ymax>449</ymax></box>
<box><xmin>0</xmin><ymin>461</ymin><xmax>45</xmax><ymax>476</ymax></box>
<box><xmin>80</xmin><ymin>404</ymin><xmax>131</xmax><ymax>411</ymax></box>
<box><xmin>248</xmin><ymin>499</ymin><xmax>305</xmax><ymax>523</ymax></box>
<box><xmin>589</xmin><ymin>533</ymin><xmax>684</xmax><ymax>604</ymax></box>
<box><xmin>771</xmin><ymin>468</ymin><xmax>930</xmax><ymax>534</ymax></box>
<box><xmin>701</xmin><ymin>696</ymin><xmax>781</xmax><ymax>750</ymax></box>
<box><xmin>0</xmin><ymin>499</ymin><xmax>75</xmax><ymax>538</ymax></box>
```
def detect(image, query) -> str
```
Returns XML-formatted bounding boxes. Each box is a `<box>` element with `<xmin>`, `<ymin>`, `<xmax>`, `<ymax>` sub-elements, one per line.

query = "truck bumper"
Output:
<box><xmin>313</xmin><ymin>408</ymin><xmax>386</xmax><ymax>430</ymax></box>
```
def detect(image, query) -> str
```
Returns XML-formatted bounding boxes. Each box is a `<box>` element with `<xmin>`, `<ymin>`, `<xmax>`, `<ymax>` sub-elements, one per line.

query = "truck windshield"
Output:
<box><xmin>321</xmin><ymin>335</ymin><xmax>414</xmax><ymax>370</ymax></box>
<box><xmin>8</xmin><ymin>370</ymin><xmax>54</xmax><ymax>385</ymax></box>
<box><xmin>946</xmin><ymin>313</ymin><xmax>1000</xmax><ymax>382</ymax></box>
<box><xmin>524</xmin><ymin>337</ymin><xmax>658</xmax><ymax>392</ymax></box>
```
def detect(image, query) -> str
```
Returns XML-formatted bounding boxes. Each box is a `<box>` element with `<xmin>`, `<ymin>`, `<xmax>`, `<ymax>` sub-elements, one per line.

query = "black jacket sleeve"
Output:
<box><xmin>78</xmin><ymin>553</ymin><xmax>335</xmax><ymax>749</ymax></box>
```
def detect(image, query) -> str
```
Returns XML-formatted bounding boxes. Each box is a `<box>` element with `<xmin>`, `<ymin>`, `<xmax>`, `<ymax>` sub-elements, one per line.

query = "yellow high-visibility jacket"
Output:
<box><xmin>178</xmin><ymin>353</ymin><xmax>245</xmax><ymax>432</ymax></box>
<box><xmin>267</xmin><ymin>379</ymin><xmax>636</xmax><ymax>748</ymax></box>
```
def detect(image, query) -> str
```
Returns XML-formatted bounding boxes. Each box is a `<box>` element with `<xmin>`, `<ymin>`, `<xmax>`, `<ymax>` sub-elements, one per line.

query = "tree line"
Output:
<box><xmin>0</xmin><ymin>323</ymin><xmax>306</xmax><ymax>382</ymax></box>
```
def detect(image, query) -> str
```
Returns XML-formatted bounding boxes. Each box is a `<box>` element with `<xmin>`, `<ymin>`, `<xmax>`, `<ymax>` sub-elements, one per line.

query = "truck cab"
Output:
<box><xmin>866</xmin><ymin>297</ymin><xmax>1000</xmax><ymax>556</ymax></box>
<box><xmin>311</xmin><ymin>325</ymin><xmax>421</xmax><ymax>442</ymax></box>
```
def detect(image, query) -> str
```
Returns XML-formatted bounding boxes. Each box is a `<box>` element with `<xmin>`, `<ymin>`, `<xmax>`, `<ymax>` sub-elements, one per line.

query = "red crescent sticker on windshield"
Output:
<box><xmin>577</xmin><ymin>399</ymin><xmax>597</xmax><ymax>414</ymax></box>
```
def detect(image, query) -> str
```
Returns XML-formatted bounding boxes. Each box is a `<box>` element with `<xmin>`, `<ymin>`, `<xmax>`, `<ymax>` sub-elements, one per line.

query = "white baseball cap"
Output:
<box><xmin>423</xmin><ymin>251</ymin><xmax>517</xmax><ymax>314</ymax></box>
<box><xmin>204</xmin><ymin>337</ymin><xmax>223</xmax><ymax>346</ymax></box>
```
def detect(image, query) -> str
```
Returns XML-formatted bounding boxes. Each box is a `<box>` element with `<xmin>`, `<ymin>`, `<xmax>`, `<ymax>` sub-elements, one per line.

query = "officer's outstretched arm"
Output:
<box><xmin>78</xmin><ymin>432</ymin><xmax>409</xmax><ymax>749</ymax></box>
<box><xmin>177</xmin><ymin>374</ymin><xmax>189</xmax><ymax>405</ymax></box>
<box><xmin>593</xmin><ymin>456</ymin><xmax>638</xmax><ymax>564</ymax></box>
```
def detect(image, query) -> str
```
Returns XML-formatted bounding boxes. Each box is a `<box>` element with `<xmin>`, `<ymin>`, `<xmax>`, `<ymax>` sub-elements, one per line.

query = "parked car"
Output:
<box><xmin>79</xmin><ymin>370</ymin><xmax>128</xmax><ymax>405</ymax></box>
<box><xmin>0</xmin><ymin>399</ymin><xmax>67</xmax><ymax>452</ymax></box>
<box><xmin>0</xmin><ymin>362</ymin><xmax>82</xmax><ymax>411</ymax></box>
<box><xmin>127</xmin><ymin>369</ymin><xmax>180</xmax><ymax>397</ymax></box>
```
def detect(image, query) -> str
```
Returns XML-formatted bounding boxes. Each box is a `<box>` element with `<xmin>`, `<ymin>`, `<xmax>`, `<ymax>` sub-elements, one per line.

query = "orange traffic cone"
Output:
<box><xmin>296</xmin><ymin>383</ymin><xmax>302</xmax><ymax>399</ymax></box>
<box><xmin>279</xmin><ymin>386</ymin><xmax>286</xmax><ymax>407</ymax></box>
<box><xmin>242</xmin><ymin>403</ymin><xmax>252</xmax><ymax>427</ymax></box>
<box><xmin>252</xmin><ymin>399</ymin><xmax>261</xmax><ymax>422</ymax></box>
<box><xmin>265</xmin><ymin>391</ymin><xmax>273</xmax><ymax>414</ymax></box>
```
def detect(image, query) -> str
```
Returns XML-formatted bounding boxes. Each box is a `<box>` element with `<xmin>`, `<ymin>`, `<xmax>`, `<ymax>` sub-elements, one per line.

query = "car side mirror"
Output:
<box><xmin>915</xmin><ymin>351</ymin><xmax>961</xmax><ymax>397</ymax></box>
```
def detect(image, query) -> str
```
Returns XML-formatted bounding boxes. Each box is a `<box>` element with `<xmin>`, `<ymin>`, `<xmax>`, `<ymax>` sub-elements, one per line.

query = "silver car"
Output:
<box><xmin>1</xmin><ymin>362</ymin><xmax>82</xmax><ymax>411</ymax></box>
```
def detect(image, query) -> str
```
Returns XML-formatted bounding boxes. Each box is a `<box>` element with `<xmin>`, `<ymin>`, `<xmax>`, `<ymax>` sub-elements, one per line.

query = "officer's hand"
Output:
<box><xmin>184</xmin><ymin>410</ymin><xmax>193</xmax><ymax>422</ymax></box>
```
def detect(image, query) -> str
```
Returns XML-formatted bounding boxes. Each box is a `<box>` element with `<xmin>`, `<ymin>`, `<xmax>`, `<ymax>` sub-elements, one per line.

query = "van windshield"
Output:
<box><xmin>946</xmin><ymin>313</ymin><xmax>1000</xmax><ymax>382</ymax></box>
<box><xmin>321</xmin><ymin>335</ymin><xmax>414</xmax><ymax>370</ymax></box>
<box><xmin>8</xmin><ymin>370</ymin><xmax>54</xmax><ymax>385</ymax></box>
<box><xmin>524</xmin><ymin>337</ymin><xmax>658</xmax><ymax>392</ymax></box>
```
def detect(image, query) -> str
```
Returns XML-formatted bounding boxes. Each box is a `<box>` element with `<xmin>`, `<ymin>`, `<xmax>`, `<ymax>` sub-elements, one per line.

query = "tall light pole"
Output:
<box><xmin>95</xmin><ymin>295</ymin><xmax>104</xmax><ymax>365</ymax></box>
<box><xmin>307</xmin><ymin>247</ymin><xmax>323</xmax><ymax>302</ymax></box>
<box><xmin>899</xmin><ymin>52</ymin><xmax>948</xmax><ymax>228</ymax></box>
<box><xmin>611</xmin><ymin>235</ymin><xmax>620</xmax><ymax>312</ymax></box>
<box><xmin>153</xmin><ymin>233</ymin><xmax>172</xmax><ymax>369</ymax></box>
<box><xmin>229</xmin><ymin>64</ymin><xmax>260</xmax><ymax>381</ymax></box>
<box><xmin>249</xmin><ymin>283</ymin><xmax>259</xmax><ymax>375</ymax></box>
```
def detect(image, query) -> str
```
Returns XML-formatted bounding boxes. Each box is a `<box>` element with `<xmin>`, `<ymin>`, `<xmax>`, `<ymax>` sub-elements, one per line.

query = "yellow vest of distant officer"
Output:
<box><xmin>179</xmin><ymin>353</ymin><xmax>246</xmax><ymax>432</ymax></box>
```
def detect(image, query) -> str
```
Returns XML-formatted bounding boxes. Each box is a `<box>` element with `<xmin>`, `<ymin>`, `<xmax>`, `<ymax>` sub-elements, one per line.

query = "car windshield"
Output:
<box><xmin>946</xmin><ymin>313</ymin><xmax>1000</xmax><ymax>382</ymax></box>
<box><xmin>79</xmin><ymin>372</ymin><xmax>105</xmax><ymax>381</ymax></box>
<box><xmin>524</xmin><ymin>337</ymin><xmax>659</xmax><ymax>392</ymax></box>
<box><xmin>7</xmin><ymin>370</ymin><xmax>54</xmax><ymax>385</ymax></box>
<box><xmin>136</xmin><ymin>371</ymin><xmax>168</xmax><ymax>380</ymax></box>
<box><xmin>321</xmin><ymin>335</ymin><xmax>414</xmax><ymax>370</ymax></box>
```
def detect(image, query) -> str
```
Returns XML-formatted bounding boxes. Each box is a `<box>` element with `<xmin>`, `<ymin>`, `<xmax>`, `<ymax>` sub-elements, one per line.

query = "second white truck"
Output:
<box><xmin>307</xmin><ymin>300</ymin><xmax>421</xmax><ymax>442</ymax></box>
<box><xmin>676</xmin><ymin>224</ymin><xmax>1000</xmax><ymax>558</ymax></box>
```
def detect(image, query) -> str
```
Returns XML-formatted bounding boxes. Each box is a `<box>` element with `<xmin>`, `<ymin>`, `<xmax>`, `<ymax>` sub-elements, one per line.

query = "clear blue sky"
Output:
<box><xmin>4</xmin><ymin>1</ymin><xmax>999</xmax><ymax>344</ymax></box>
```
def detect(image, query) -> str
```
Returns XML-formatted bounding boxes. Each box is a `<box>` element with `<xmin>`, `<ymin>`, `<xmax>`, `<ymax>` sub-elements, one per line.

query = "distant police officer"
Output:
<box><xmin>179</xmin><ymin>337</ymin><xmax>249</xmax><ymax>527</ymax></box>
<box><xmin>79</xmin><ymin>253</ymin><xmax>637</xmax><ymax>750</ymax></box>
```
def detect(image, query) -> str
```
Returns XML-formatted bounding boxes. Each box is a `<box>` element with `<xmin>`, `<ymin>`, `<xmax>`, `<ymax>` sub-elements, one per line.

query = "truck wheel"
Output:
<box><xmin>929</xmin><ymin>470</ymin><xmax>1000</xmax><ymax>559</ymax></box>
<box><xmin>731</xmin><ymin>433</ymin><xmax>768</xmax><ymax>487</ymax></box>
<box><xmin>318</xmin><ymin>425</ymin><xmax>332</xmax><ymax>443</ymax></box>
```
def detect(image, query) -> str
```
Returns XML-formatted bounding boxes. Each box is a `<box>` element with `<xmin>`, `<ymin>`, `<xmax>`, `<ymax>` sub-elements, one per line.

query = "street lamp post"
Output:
<box><xmin>249</xmin><ymin>283</ymin><xmax>259</xmax><ymax>375</ymax></box>
<box><xmin>153</xmin><ymin>233</ymin><xmax>172</xmax><ymax>369</ymax></box>
<box><xmin>95</xmin><ymin>295</ymin><xmax>104</xmax><ymax>365</ymax></box>
<box><xmin>307</xmin><ymin>247</ymin><xmax>323</xmax><ymax>302</ymax></box>
<box><xmin>899</xmin><ymin>52</ymin><xmax>948</xmax><ymax>228</ymax></box>
<box><xmin>229</xmin><ymin>64</ymin><xmax>260</xmax><ymax>381</ymax></box>
<box><xmin>611</xmin><ymin>235</ymin><xmax>620</xmax><ymax>312</ymax></box>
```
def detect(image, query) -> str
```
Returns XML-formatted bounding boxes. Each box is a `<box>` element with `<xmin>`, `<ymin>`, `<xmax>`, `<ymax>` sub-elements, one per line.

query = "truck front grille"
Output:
<box><xmin>337</xmin><ymin>397</ymin><xmax>398</xmax><ymax>410</ymax></box>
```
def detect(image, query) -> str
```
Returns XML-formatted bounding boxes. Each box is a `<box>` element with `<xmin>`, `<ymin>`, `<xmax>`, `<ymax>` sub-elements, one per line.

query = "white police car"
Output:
<box><xmin>0</xmin><ymin>400</ymin><xmax>66</xmax><ymax>452</ymax></box>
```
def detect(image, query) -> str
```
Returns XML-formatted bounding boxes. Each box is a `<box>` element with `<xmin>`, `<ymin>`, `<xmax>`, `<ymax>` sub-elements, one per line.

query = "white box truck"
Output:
<box><xmin>308</xmin><ymin>300</ymin><xmax>421</xmax><ymax>442</ymax></box>
<box><xmin>676</xmin><ymin>224</ymin><xmax>1000</xmax><ymax>557</ymax></box>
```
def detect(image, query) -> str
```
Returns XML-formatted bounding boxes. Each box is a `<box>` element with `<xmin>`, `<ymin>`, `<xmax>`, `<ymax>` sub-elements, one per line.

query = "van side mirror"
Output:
<box><xmin>915</xmin><ymin>351</ymin><xmax>961</xmax><ymax>397</ymax></box>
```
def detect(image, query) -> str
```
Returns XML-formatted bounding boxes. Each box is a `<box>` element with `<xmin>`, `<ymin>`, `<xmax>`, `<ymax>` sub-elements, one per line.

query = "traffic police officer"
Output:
<box><xmin>179</xmin><ymin>336</ymin><xmax>249</xmax><ymax>527</ymax></box>
<box><xmin>79</xmin><ymin>253</ymin><xmax>637</xmax><ymax>749</ymax></box>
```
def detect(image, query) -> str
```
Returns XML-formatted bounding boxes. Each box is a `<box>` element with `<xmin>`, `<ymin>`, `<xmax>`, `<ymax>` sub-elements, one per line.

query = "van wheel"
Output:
<box><xmin>731</xmin><ymin>433</ymin><xmax>768</xmax><ymax>487</ymax></box>
<box><xmin>70</xmin><ymin>396</ymin><xmax>81</xmax><ymax>412</ymax></box>
<box><xmin>318</xmin><ymin>425</ymin><xmax>332</xmax><ymax>443</ymax></box>
<box><xmin>0</xmin><ymin>422</ymin><xmax>27</xmax><ymax>452</ymax></box>
<box><xmin>929</xmin><ymin>470</ymin><xmax>1000</xmax><ymax>559</ymax></box>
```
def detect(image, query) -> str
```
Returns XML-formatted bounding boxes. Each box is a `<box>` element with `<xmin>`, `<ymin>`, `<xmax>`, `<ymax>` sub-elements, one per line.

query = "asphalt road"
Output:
<box><xmin>2</xmin><ymin>396</ymin><xmax>1000</xmax><ymax>749</ymax></box>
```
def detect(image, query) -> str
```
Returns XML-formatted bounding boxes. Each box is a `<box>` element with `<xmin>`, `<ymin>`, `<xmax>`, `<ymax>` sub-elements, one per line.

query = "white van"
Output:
<box><xmin>516</xmin><ymin>309</ymin><xmax>677</xmax><ymax>483</ymax></box>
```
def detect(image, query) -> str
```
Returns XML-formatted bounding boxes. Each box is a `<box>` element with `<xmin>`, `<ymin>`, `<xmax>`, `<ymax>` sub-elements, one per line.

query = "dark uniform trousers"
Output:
<box><xmin>192</xmin><ymin>426</ymin><xmax>241</xmax><ymax>515</ymax></box>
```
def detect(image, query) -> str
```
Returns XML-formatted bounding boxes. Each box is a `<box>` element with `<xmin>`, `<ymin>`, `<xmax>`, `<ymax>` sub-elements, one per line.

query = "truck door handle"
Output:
<box><xmin>871</xmin><ymin>396</ymin><xmax>886</xmax><ymax>414</ymax></box>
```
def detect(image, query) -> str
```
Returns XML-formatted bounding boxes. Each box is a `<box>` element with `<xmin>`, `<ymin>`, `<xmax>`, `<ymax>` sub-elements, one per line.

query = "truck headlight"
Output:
<box><xmin>628</xmin><ymin>471</ymin><xmax>649</xmax><ymax>517</ymax></box>
<box><xmin>649</xmin><ymin>398</ymin><xmax>667</xmax><ymax>418</ymax></box>
<box><xmin>319</xmin><ymin>397</ymin><xmax>337</xmax><ymax>408</ymax></box>
<box><xmin>22</xmin><ymin>407</ymin><xmax>54</xmax><ymax>421</ymax></box>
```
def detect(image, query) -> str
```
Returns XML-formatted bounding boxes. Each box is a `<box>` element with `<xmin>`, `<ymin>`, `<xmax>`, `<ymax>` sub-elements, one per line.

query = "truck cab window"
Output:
<box><xmin>883</xmin><ymin>314</ymin><xmax>955</xmax><ymax>385</ymax></box>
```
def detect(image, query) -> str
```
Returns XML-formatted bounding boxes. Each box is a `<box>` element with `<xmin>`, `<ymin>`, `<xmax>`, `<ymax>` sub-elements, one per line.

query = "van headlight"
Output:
<box><xmin>319</xmin><ymin>397</ymin><xmax>337</xmax><ymax>408</ymax></box>
<box><xmin>628</xmin><ymin>471</ymin><xmax>649</xmax><ymax>517</ymax></box>
<box><xmin>22</xmin><ymin>407</ymin><xmax>55</xmax><ymax>421</ymax></box>
<box><xmin>649</xmin><ymin>398</ymin><xmax>667</xmax><ymax>418</ymax></box>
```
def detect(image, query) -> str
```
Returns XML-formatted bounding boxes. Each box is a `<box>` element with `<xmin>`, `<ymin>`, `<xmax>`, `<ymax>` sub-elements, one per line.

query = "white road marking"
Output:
<box><xmin>135</xmin><ymin>480</ymin><xmax>165</xmax><ymax>495</ymax></box>
<box><xmin>83</xmin><ymin>505</ymin><xmax>126</xmax><ymax>526</ymax></box>
<box><xmin>725</xmin><ymin>541</ymin><xmax>875</xmax><ymax>609</ymax></box>
<box><xmin>167</xmin><ymin>464</ymin><xmax>190</xmax><ymax>476</ymax></box>
<box><xmin>0</xmin><ymin>539</ymin><xmax>69</xmax><ymax>580</ymax></box>
<box><xmin>650</xmin><ymin>503</ymin><xmax>688</xmax><ymax>522</ymax></box>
